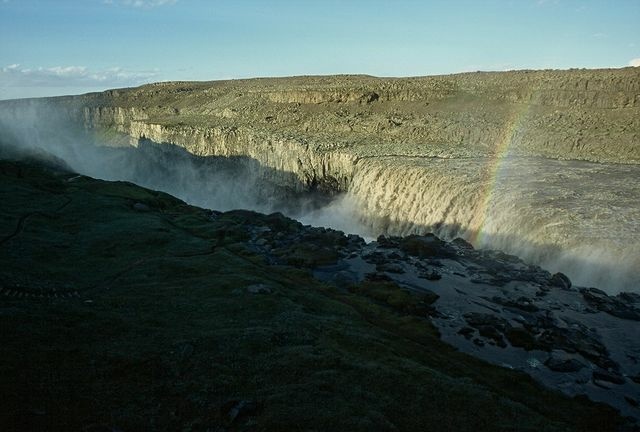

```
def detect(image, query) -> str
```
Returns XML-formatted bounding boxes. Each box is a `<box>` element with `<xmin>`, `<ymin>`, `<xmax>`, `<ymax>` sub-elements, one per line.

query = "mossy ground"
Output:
<box><xmin>0</xmin><ymin>160</ymin><xmax>628</xmax><ymax>431</ymax></box>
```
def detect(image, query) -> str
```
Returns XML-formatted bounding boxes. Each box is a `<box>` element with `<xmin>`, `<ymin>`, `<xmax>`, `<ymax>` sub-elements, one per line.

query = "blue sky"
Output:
<box><xmin>1</xmin><ymin>0</ymin><xmax>639</xmax><ymax>99</ymax></box>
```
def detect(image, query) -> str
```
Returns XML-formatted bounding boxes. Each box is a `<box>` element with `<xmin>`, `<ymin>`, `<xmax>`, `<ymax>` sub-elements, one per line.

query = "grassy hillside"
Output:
<box><xmin>0</xmin><ymin>158</ymin><xmax>629</xmax><ymax>431</ymax></box>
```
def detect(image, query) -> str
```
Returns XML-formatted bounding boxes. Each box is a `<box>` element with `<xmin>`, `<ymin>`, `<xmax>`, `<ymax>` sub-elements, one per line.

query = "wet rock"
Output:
<box><xmin>400</xmin><ymin>234</ymin><xmax>456</xmax><ymax>259</ymax></box>
<box><xmin>548</xmin><ymin>272</ymin><xmax>572</xmax><ymax>290</ymax></box>
<box><xmin>505</xmin><ymin>327</ymin><xmax>537</xmax><ymax>351</ymax></box>
<box><xmin>387</xmin><ymin>251</ymin><xmax>404</xmax><ymax>260</ymax></box>
<box><xmin>364</xmin><ymin>272</ymin><xmax>393</xmax><ymax>282</ymax></box>
<box><xmin>581</xmin><ymin>287</ymin><xmax>640</xmax><ymax>321</ymax></box>
<box><xmin>592</xmin><ymin>370</ymin><xmax>626</xmax><ymax>385</ymax></box>
<box><xmin>419</xmin><ymin>269</ymin><xmax>442</xmax><ymax>281</ymax></box>
<box><xmin>470</xmin><ymin>272</ymin><xmax>511</xmax><ymax>287</ymax></box>
<box><xmin>376</xmin><ymin>262</ymin><xmax>405</xmax><ymax>274</ymax></box>
<box><xmin>618</xmin><ymin>292</ymin><xmax>640</xmax><ymax>305</ymax></box>
<box><xmin>537</xmin><ymin>326</ymin><xmax>613</xmax><ymax>369</ymax></box>
<box><xmin>376</xmin><ymin>235</ymin><xmax>402</xmax><ymax>248</ymax></box>
<box><xmin>464</xmin><ymin>312</ymin><xmax>509</xmax><ymax>348</ymax></box>
<box><xmin>419</xmin><ymin>289</ymin><xmax>440</xmax><ymax>306</ymax></box>
<box><xmin>458</xmin><ymin>326</ymin><xmax>475</xmax><ymax>340</ymax></box>
<box><xmin>473</xmin><ymin>338</ymin><xmax>485</xmax><ymax>347</ymax></box>
<box><xmin>451</xmin><ymin>237</ymin><xmax>474</xmax><ymax>251</ymax></box>
<box><xmin>535</xmin><ymin>288</ymin><xmax>549</xmax><ymax>297</ymax></box>
<box><xmin>363</xmin><ymin>251</ymin><xmax>388</xmax><ymax>265</ymax></box>
<box><xmin>544</xmin><ymin>354</ymin><xmax>586</xmax><ymax>373</ymax></box>
<box><xmin>490</xmin><ymin>296</ymin><xmax>539</xmax><ymax>313</ymax></box>
<box><xmin>625</xmin><ymin>396</ymin><xmax>639</xmax><ymax>407</ymax></box>
<box><xmin>464</xmin><ymin>312</ymin><xmax>509</xmax><ymax>332</ymax></box>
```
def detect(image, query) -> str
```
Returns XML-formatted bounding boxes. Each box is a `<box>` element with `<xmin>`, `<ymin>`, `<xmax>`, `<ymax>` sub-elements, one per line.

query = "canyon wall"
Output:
<box><xmin>1</xmin><ymin>67</ymin><xmax>639</xmax><ymax>291</ymax></box>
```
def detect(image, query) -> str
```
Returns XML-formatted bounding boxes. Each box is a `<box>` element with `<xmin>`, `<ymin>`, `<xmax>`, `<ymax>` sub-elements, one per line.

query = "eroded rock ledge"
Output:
<box><xmin>4</xmin><ymin>68</ymin><xmax>640</xmax><ymax>196</ymax></box>
<box><xmin>85</xmin><ymin>70</ymin><xmax>639</xmax><ymax>163</ymax></box>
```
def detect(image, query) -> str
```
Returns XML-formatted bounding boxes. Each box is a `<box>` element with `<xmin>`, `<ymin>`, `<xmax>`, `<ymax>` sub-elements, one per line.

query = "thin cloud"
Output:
<box><xmin>104</xmin><ymin>0</ymin><xmax>178</xmax><ymax>8</ymax></box>
<box><xmin>0</xmin><ymin>64</ymin><xmax>160</xmax><ymax>88</ymax></box>
<box><xmin>629</xmin><ymin>58</ymin><xmax>640</xmax><ymax>67</ymax></box>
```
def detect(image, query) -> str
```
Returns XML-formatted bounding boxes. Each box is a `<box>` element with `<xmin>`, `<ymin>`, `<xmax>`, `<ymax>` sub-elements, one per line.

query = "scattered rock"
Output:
<box><xmin>473</xmin><ymin>338</ymin><xmax>485</xmax><ymax>347</ymax></box>
<box><xmin>376</xmin><ymin>235</ymin><xmax>401</xmax><ymax>248</ymax></box>
<box><xmin>625</xmin><ymin>396</ymin><xmax>639</xmax><ymax>407</ymax></box>
<box><xmin>419</xmin><ymin>269</ymin><xmax>442</xmax><ymax>281</ymax></box>
<box><xmin>581</xmin><ymin>287</ymin><xmax>640</xmax><ymax>321</ymax></box>
<box><xmin>451</xmin><ymin>237</ymin><xmax>474</xmax><ymax>251</ymax></box>
<box><xmin>592</xmin><ymin>370</ymin><xmax>626</xmax><ymax>385</ymax></box>
<box><xmin>505</xmin><ymin>327</ymin><xmax>537</xmax><ymax>351</ymax></box>
<box><xmin>549</xmin><ymin>272</ymin><xmax>571</xmax><ymax>289</ymax></box>
<box><xmin>360</xmin><ymin>91</ymin><xmax>379</xmax><ymax>104</ymax></box>
<box><xmin>458</xmin><ymin>326</ymin><xmax>475</xmax><ymax>340</ymax></box>
<box><xmin>490</xmin><ymin>296</ymin><xmax>539</xmax><ymax>313</ymax></box>
<box><xmin>400</xmin><ymin>234</ymin><xmax>456</xmax><ymax>259</ymax></box>
<box><xmin>464</xmin><ymin>312</ymin><xmax>509</xmax><ymax>348</ymax></box>
<box><xmin>247</xmin><ymin>284</ymin><xmax>272</xmax><ymax>294</ymax></box>
<box><xmin>363</xmin><ymin>251</ymin><xmax>388</xmax><ymax>265</ymax></box>
<box><xmin>376</xmin><ymin>262</ymin><xmax>405</xmax><ymax>274</ymax></box>
<box><xmin>544</xmin><ymin>353</ymin><xmax>586</xmax><ymax>373</ymax></box>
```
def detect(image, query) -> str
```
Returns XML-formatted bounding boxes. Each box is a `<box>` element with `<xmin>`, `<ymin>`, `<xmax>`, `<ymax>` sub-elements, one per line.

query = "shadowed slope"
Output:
<box><xmin>0</xmin><ymin>159</ymin><xmax>630</xmax><ymax>431</ymax></box>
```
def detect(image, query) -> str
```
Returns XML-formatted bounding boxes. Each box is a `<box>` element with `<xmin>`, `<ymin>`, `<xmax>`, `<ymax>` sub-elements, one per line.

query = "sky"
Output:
<box><xmin>0</xmin><ymin>0</ymin><xmax>639</xmax><ymax>100</ymax></box>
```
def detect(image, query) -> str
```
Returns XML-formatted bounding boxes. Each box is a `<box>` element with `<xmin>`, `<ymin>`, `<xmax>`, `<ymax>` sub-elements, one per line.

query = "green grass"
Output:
<box><xmin>0</xmin><ymin>159</ymin><xmax>628</xmax><ymax>431</ymax></box>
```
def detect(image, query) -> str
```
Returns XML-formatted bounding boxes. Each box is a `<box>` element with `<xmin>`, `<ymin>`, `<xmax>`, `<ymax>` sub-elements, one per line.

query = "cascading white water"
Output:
<box><xmin>310</xmin><ymin>155</ymin><xmax>640</xmax><ymax>293</ymax></box>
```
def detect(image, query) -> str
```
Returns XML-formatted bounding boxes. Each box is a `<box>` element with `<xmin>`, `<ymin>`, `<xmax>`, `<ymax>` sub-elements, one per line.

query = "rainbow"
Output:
<box><xmin>469</xmin><ymin>103</ymin><xmax>532</xmax><ymax>246</ymax></box>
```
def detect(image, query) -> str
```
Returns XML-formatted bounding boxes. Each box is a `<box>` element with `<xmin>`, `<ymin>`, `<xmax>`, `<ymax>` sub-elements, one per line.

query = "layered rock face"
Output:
<box><xmin>1</xmin><ymin>68</ymin><xmax>639</xmax><ymax>292</ymax></box>
<box><xmin>78</xmin><ymin>68</ymin><xmax>640</xmax><ymax>165</ymax></box>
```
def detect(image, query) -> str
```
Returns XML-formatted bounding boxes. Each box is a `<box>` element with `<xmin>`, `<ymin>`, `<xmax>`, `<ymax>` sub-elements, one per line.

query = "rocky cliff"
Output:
<box><xmin>1</xmin><ymin>68</ymin><xmax>639</xmax><ymax>292</ymax></box>
<box><xmin>76</xmin><ymin>68</ymin><xmax>640</xmax><ymax>168</ymax></box>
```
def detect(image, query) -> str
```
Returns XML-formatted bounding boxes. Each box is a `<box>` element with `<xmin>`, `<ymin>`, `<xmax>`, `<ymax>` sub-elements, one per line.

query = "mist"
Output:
<box><xmin>0</xmin><ymin>99</ymin><xmax>364</xmax><ymax>234</ymax></box>
<box><xmin>1</xmin><ymin>100</ymin><xmax>638</xmax><ymax>294</ymax></box>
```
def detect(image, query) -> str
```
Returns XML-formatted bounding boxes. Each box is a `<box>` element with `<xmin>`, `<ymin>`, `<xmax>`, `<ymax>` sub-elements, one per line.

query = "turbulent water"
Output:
<box><xmin>297</xmin><ymin>155</ymin><xmax>640</xmax><ymax>293</ymax></box>
<box><xmin>1</xmin><ymin>103</ymin><xmax>638</xmax><ymax>294</ymax></box>
<box><xmin>324</xmin><ymin>156</ymin><xmax>640</xmax><ymax>293</ymax></box>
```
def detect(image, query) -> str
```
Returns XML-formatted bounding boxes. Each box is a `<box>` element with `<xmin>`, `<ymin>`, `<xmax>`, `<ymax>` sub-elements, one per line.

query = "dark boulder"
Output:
<box><xmin>581</xmin><ymin>288</ymin><xmax>640</xmax><ymax>321</ymax></box>
<box><xmin>549</xmin><ymin>272</ymin><xmax>572</xmax><ymax>290</ymax></box>
<box><xmin>544</xmin><ymin>355</ymin><xmax>586</xmax><ymax>373</ymax></box>
<box><xmin>400</xmin><ymin>234</ymin><xmax>457</xmax><ymax>259</ymax></box>
<box><xmin>592</xmin><ymin>370</ymin><xmax>626</xmax><ymax>385</ymax></box>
